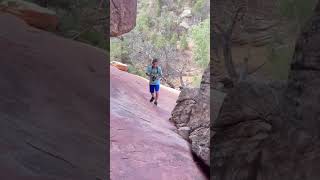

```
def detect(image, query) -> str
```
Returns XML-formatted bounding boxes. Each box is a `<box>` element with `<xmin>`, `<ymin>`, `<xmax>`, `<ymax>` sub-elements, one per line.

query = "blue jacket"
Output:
<box><xmin>146</xmin><ymin>65</ymin><xmax>163</xmax><ymax>85</ymax></box>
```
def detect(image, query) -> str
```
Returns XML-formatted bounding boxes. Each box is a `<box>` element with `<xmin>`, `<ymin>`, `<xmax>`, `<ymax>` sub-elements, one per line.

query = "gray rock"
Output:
<box><xmin>169</xmin><ymin>88</ymin><xmax>197</xmax><ymax>125</ymax></box>
<box><xmin>190</xmin><ymin>127</ymin><xmax>210</xmax><ymax>165</ymax></box>
<box><xmin>170</xmin><ymin>66</ymin><xmax>210</xmax><ymax>166</ymax></box>
<box><xmin>180</xmin><ymin>8</ymin><xmax>192</xmax><ymax>18</ymax></box>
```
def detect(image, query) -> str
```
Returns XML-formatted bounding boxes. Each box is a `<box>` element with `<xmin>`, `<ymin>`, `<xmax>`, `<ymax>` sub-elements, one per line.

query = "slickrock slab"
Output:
<box><xmin>110</xmin><ymin>66</ymin><xmax>207</xmax><ymax>180</ymax></box>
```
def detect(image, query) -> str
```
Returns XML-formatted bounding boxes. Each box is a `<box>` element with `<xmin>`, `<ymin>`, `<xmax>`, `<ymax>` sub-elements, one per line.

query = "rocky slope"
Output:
<box><xmin>211</xmin><ymin>1</ymin><xmax>320</xmax><ymax>179</ymax></box>
<box><xmin>110</xmin><ymin>66</ymin><xmax>207</xmax><ymax>180</ymax></box>
<box><xmin>0</xmin><ymin>13</ymin><xmax>107</xmax><ymax>179</ymax></box>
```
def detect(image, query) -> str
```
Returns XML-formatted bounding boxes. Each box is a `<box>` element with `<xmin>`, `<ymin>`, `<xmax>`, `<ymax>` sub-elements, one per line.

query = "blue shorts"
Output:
<box><xmin>149</xmin><ymin>84</ymin><xmax>160</xmax><ymax>93</ymax></box>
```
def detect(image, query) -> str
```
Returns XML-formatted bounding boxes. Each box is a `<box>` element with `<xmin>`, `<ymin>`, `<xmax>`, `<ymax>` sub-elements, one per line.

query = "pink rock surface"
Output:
<box><xmin>110</xmin><ymin>66</ymin><xmax>207</xmax><ymax>180</ymax></box>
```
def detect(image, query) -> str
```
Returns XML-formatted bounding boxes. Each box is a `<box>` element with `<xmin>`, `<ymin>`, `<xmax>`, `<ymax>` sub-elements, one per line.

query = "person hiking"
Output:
<box><xmin>146</xmin><ymin>58</ymin><xmax>163</xmax><ymax>106</ymax></box>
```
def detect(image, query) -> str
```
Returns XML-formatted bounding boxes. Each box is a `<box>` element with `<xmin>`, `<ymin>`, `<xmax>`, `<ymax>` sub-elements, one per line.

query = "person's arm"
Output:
<box><xmin>145</xmin><ymin>66</ymin><xmax>151</xmax><ymax>77</ymax></box>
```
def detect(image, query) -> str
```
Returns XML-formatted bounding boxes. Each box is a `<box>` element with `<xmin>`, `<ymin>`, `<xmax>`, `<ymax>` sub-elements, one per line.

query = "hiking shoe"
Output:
<box><xmin>150</xmin><ymin>97</ymin><xmax>155</xmax><ymax>102</ymax></box>
<box><xmin>154</xmin><ymin>101</ymin><xmax>158</xmax><ymax>106</ymax></box>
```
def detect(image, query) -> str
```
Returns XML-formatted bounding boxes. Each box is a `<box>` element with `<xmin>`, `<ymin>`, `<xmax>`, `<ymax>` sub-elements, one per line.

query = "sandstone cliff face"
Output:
<box><xmin>211</xmin><ymin>1</ymin><xmax>320</xmax><ymax>179</ymax></box>
<box><xmin>0</xmin><ymin>14</ymin><xmax>107</xmax><ymax>180</ymax></box>
<box><xmin>110</xmin><ymin>0</ymin><xmax>137</xmax><ymax>37</ymax></box>
<box><xmin>284</xmin><ymin>2</ymin><xmax>320</xmax><ymax>137</ymax></box>
<box><xmin>213</xmin><ymin>0</ymin><xmax>279</xmax><ymax>47</ymax></box>
<box><xmin>213</xmin><ymin>0</ymin><xmax>287</xmax><ymax>80</ymax></box>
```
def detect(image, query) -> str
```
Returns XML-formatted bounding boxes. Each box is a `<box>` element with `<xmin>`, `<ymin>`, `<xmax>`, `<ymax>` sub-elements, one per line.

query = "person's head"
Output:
<box><xmin>152</xmin><ymin>58</ymin><xmax>159</xmax><ymax>67</ymax></box>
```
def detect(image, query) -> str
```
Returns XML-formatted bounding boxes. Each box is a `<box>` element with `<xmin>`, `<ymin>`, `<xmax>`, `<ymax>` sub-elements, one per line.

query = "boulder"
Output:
<box><xmin>110</xmin><ymin>0</ymin><xmax>137</xmax><ymax>37</ymax></box>
<box><xmin>187</xmin><ymin>67</ymin><xmax>210</xmax><ymax>165</ymax></box>
<box><xmin>110</xmin><ymin>61</ymin><xmax>128</xmax><ymax>72</ymax></box>
<box><xmin>169</xmin><ymin>88</ymin><xmax>197</xmax><ymax>125</ymax></box>
<box><xmin>170</xmin><ymin>66</ymin><xmax>210</xmax><ymax>166</ymax></box>
<box><xmin>0</xmin><ymin>0</ymin><xmax>58</xmax><ymax>31</ymax></box>
<box><xmin>180</xmin><ymin>8</ymin><xmax>192</xmax><ymax>18</ymax></box>
<box><xmin>176</xmin><ymin>61</ymin><xmax>231</xmax><ymax>166</ymax></box>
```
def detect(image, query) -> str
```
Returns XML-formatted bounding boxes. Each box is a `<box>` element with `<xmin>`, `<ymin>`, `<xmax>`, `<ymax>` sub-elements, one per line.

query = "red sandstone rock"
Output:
<box><xmin>110</xmin><ymin>66</ymin><xmax>207</xmax><ymax>180</ymax></box>
<box><xmin>0</xmin><ymin>0</ymin><xmax>58</xmax><ymax>31</ymax></box>
<box><xmin>111</xmin><ymin>61</ymin><xmax>129</xmax><ymax>72</ymax></box>
<box><xmin>110</xmin><ymin>0</ymin><xmax>137</xmax><ymax>37</ymax></box>
<box><xmin>0</xmin><ymin>14</ymin><xmax>107</xmax><ymax>179</ymax></box>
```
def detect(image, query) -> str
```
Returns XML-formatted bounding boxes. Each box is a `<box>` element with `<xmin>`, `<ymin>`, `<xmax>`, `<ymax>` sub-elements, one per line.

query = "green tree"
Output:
<box><xmin>180</xmin><ymin>34</ymin><xmax>189</xmax><ymax>50</ymax></box>
<box><xmin>191</xmin><ymin>18</ymin><xmax>210</xmax><ymax>68</ymax></box>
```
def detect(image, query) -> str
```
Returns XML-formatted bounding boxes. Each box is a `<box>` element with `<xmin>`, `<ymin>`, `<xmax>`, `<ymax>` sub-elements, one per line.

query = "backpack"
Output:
<box><xmin>149</xmin><ymin>66</ymin><xmax>160</xmax><ymax>75</ymax></box>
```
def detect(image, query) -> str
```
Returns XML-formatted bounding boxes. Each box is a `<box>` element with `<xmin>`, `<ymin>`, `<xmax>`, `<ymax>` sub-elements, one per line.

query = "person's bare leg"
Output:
<box><xmin>150</xmin><ymin>93</ymin><xmax>155</xmax><ymax>102</ymax></box>
<box><xmin>154</xmin><ymin>92</ymin><xmax>159</xmax><ymax>105</ymax></box>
